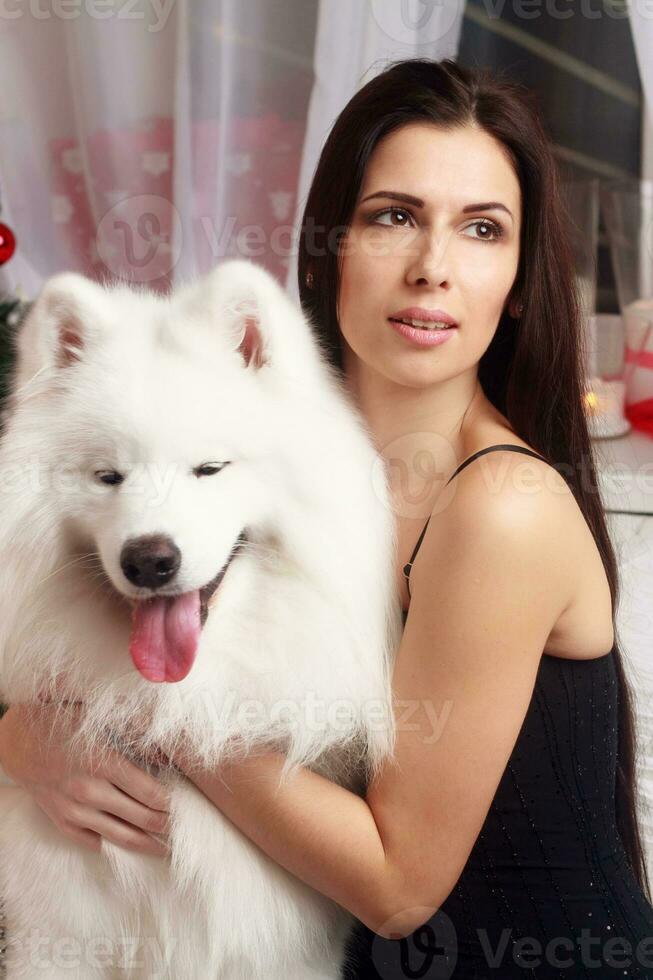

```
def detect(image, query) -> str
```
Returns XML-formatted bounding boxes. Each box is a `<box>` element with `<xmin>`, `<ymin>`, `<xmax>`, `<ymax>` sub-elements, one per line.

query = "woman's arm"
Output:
<box><xmin>173</xmin><ymin>456</ymin><xmax>574</xmax><ymax>940</ymax></box>
<box><xmin>184</xmin><ymin>748</ymin><xmax>400</xmax><ymax>935</ymax></box>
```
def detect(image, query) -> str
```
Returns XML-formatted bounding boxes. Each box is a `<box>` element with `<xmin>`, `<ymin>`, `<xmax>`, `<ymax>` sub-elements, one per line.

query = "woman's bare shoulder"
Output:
<box><xmin>423</xmin><ymin>425</ymin><xmax>613</xmax><ymax>660</ymax></box>
<box><xmin>446</xmin><ymin>425</ymin><xmax>574</xmax><ymax>523</ymax></box>
<box><xmin>412</xmin><ymin>424</ymin><xmax>580</xmax><ymax>613</ymax></box>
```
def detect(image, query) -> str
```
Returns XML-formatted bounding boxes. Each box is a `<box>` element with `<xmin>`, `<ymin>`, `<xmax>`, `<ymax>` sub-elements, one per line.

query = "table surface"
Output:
<box><xmin>593</xmin><ymin>429</ymin><xmax>653</xmax><ymax>516</ymax></box>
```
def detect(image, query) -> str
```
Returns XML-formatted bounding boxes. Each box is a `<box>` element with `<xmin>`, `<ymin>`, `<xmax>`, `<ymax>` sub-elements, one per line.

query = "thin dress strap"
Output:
<box><xmin>402</xmin><ymin>444</ymin><xmax>550</xmax><ymax>601</ymax></box>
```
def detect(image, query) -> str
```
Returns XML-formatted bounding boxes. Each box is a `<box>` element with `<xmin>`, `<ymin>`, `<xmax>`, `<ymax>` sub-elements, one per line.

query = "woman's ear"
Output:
<box><xmin>507</xmin><ymin>296</ymin><xmax>524</xmax><ymax>319</ymax></box>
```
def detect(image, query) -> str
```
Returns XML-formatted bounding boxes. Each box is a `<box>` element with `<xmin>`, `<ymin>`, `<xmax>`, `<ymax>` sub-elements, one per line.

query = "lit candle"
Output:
<box><xmin>584</xmin><ymin>377</ymin><xmax>631</xmax><ymax>439</ymax></box>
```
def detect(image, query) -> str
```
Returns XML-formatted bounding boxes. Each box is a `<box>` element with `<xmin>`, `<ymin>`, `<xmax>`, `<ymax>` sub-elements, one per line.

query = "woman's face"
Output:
<box><xmin>337</xmin><ymin>122</ymin><xmax>522</xmax><ymax>388</ymax></box>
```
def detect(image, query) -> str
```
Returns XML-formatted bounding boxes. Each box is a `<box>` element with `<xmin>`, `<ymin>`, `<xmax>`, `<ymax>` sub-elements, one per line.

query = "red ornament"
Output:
<box><xmin>0</xmin><ymin>221</ymin><xmax>16</xmax><ymax>266</ymax></box>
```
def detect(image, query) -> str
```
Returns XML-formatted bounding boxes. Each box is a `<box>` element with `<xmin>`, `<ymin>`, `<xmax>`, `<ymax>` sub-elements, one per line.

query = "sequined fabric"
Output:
<box><xmin>341</xmin><ymin>632</ymin><xmax>653</xmax><ymax>978</ymax></box>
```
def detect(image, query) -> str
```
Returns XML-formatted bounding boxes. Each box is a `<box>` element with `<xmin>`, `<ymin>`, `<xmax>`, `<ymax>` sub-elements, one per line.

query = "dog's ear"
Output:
<box><xmin>175</xmin><ymin>258</ymin><xmax>324</xmax><ymax>381</ymax></box>
<box><xmin>14</xmin><ymin>272</ymin><xmax>105</xmax><ymax>386</ymax></box>
<box><xmin>211</xmin><ymin>263</ymin><xmax>271</xmax><ymax>371</ymax></box>
<box><xmin>177</xmin><ymin>260</ymin><xmax>287</xmax><ymax>372</ymax></box>
<box><xmin>233</xmin><ymin>305</ymin><xmax>267</xmax><ymax>370</ymax></box>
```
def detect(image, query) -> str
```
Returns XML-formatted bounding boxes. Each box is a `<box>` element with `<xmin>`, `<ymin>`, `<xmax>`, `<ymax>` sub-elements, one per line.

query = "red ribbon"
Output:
<box><xmin>625</xmin><ymin>345</ymin><xmax>653</xmax><ymax>370</ymax></box>
<box><xmin>625</xmin><ymin>399</ymin><xmax>653</xmax><ymax>438</ymax></box>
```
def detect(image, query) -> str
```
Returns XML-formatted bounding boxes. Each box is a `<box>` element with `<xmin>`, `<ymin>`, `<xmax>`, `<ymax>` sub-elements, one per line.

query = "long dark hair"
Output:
<box><xmin>297</xmin><ymin>57</ymin><xmax>651</xmax><ymax>900</ymax></box>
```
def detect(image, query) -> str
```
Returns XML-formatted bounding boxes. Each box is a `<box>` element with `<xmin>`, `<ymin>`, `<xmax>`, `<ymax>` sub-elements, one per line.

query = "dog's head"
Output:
<box><xmin>10</xmin><ymin>259</ymin><xmax>328</xmax><ymax>684</ymax></box>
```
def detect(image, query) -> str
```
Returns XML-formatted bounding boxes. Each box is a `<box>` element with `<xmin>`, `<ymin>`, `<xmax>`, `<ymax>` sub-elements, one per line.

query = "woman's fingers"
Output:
<box><xmin>58</xmin><ymin>821</ymin><xmax>103</xmax><ymax>853</ymax></box>
<box><xmin>71</xmin><ymin>777</ymin><xmax>170</xmax><ymax>836</ymax></box>
<box><xmin>1</xmin><ymin>702</ymin><xmax>174</xmax><ymax>852</ymax></box>
<box><xmin>68</xmin><ymin>802</ymin><xmax>170</xmax><ymax>857</ymax></box>
<box><xmin>107</xmin><ymin>752</ymin><xmax>172</xmax><ymax>812</ymax></box>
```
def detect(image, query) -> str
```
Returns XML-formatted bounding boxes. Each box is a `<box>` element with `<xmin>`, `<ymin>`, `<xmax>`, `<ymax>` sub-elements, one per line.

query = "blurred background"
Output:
<box><xmin>1</xmin><ymin>3</ymin><xmax>652</xmax><ymax>428</ymax></box>
<box><xmin>0</xmin><ymin>0</ymin><xmax>653</xmax><ymax>871</ymax></box>
<box><xmin>0</xmin><ymin>0</ymin><xmax>648</xmax><ymax>301</ymax></box>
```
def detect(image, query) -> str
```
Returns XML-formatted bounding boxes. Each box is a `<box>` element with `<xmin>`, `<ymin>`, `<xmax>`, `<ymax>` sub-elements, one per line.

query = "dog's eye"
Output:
<box><xmin>95</xmin><ymin>470</ymin><xmax>125</xmax><ymax>486</ymax></box>
<box><xmin>194</xmin><ymin>462</ymin><xmax>230</xmax><ymax>478</ymax></box>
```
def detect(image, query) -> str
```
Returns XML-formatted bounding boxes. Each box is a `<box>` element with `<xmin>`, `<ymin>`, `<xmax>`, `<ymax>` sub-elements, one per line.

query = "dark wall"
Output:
<box><xmin>457</xmin><ymin>3</ymin><xmax>643</xmax><ymax>312</ymax></box>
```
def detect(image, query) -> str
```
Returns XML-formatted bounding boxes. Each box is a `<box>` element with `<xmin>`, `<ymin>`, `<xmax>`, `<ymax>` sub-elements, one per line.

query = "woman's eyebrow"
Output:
<box><xmin>358</xmin><ymin>190</ymin><xmax>513</xmax><ymax>221</ymax></box>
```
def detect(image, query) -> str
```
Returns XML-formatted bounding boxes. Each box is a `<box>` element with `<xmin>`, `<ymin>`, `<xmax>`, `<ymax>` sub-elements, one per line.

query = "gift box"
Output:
<box><xmin>601</xmin><ymin>179</ymin><xmax>653</xmax><ymax>439</ymax></box>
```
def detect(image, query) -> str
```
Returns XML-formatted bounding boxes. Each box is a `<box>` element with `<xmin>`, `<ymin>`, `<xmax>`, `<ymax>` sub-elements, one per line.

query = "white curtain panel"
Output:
<box><xmin>0</xmin><ymin>0</ymin><xmax>319</xmax><ymax>296</ymax></box>
<box><xmin>0</xmin><ymin>0</ymin><xmax>180</xmax><ymax>294</ymax></box>
<box><xmin>612</xmin><ymin>515</ymin><xmax>653</xmax><ymax>883</ymax></box>
<box><xmin>0</xmin><ymin>0</ymin><xmax>465</xmax><ymax>301</ymax></box>
<box><xmin>286</xmin><ymin>0</ymin><xmax>466</xmax><ymax>300</ymax></box>
<box><xmin>629</xmin><ymin>5</ymin><xmax>653</xmax><ymax>138</ymax></box>
<box><xmin>621</xmin><ymin>2</ymin><xmax>653</xmax><ymax>883</ymax></box>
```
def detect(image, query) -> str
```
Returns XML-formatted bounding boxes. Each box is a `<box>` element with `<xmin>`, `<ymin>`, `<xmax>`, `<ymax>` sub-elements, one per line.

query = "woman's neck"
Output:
<box><xmin>343</xmin><ymin>359</ymin><xmax>494</xmax><ymax>517</ymax></box>
<box><xmin>346</xmin><ymin>364</ymin><xmax>480</xmax><ymax>453</ymax></box>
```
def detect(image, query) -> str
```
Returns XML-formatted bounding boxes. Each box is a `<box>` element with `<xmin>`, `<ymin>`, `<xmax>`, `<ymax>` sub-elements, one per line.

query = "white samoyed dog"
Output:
<box><xmin>0</xmin><ymin>259</ymin><xmax>402</xmax><ymax>980</ymax></box>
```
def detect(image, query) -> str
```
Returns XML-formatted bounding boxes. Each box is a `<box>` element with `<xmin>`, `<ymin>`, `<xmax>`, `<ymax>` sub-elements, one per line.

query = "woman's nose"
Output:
<box><xmin>405</xmin><ymin>227</ymin><xmax>454</xmax><ymax>287</ymax></box>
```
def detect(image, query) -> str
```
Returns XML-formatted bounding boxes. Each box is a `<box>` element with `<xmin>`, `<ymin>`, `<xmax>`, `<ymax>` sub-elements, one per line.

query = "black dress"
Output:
<box><xmin>342</xmin><ymin>444</ymin><xmax>653</xmax><ymax>979</ymax></box>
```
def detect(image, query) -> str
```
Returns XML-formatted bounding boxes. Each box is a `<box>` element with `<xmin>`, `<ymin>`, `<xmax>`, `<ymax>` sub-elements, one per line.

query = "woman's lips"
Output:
<box><xmin>388</xmin><ymin>317</ymin><xmax>458</xmax><ymax>347</ymax></box>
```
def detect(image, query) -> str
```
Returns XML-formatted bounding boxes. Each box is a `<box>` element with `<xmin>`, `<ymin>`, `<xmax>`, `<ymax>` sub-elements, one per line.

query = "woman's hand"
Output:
<box><xmin>0</xmin><ymin>701</ymin><xmax>171</xmax><ymax>857</ymax></box>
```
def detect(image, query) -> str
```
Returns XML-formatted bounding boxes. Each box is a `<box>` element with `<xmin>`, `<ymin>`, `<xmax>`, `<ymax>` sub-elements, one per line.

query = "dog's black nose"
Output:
<box><xmin>120</xmin><ymin>534</ymin><xmax>181</xmax><ymax>589</ymax></box>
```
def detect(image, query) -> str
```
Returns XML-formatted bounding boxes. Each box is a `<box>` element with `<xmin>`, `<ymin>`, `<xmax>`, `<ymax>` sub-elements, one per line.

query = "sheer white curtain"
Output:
<box><xmin>622</xmin><ymin>9</ymin><xmax>653</xmax><ymax>882</ymax></box>
<box><xmin>629</xmin><ymin>7</ymin><xmax>653</xmax><ymax>143</ymax></box>
<box><xmin>0</xmin><ymin>0</ymin><xmax>319</xmax><ymax>296</ymax></box>
<box><xmin>0</xmin><ymin>0</ymin><xmax>465</xmax><ymax>300</ymax></box>
<box><xmin>285</xmin><ymin>0</ymin><xmax>465</xmax><ymax>298</ymax></box>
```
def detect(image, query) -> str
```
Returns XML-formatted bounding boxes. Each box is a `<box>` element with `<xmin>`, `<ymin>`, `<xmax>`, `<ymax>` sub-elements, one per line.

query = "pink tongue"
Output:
<box><xmin>129</xmin><ymin>591</ymin><xmax>201</xmax><ymax>683</ymax></box>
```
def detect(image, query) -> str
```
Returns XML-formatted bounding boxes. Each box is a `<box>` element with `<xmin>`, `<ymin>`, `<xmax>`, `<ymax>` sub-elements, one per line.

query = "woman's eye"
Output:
<box><xmin>370</xmin><ymin>209</ymin><xmax>503</xmax><ymax>243</ymax></box>
<box><xmin>370</xmin><ymin>207</ymin><xmax>414</xmax><ymax>229</ymax></box>
<box><xmin>95</xmin><ymin>470</ymin><xmax>124</xmax><ymax>486</ymax></box>
<box><xmin>194</xmin><ymin>462</ymin><xmax>230</xmax><ymax>477</ymax></box>
<box><xmin>463</xmin><ymin>219</ymin><xmax>504</xmax><ymax>243</ymax></box>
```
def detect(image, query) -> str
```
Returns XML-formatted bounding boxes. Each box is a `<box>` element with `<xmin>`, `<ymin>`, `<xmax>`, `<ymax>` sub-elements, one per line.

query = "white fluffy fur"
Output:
<box><xmin>0</xmin><ymin>259</ymin><xmax>401</xmax><ymax>979</ymax></box>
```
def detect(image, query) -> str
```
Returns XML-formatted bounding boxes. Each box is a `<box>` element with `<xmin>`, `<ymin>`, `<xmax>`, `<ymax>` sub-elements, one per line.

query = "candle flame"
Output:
<box><xmin>584</xmin><ymin>390</ymin><xmax>599</xmax><ymax>412</ymax></box>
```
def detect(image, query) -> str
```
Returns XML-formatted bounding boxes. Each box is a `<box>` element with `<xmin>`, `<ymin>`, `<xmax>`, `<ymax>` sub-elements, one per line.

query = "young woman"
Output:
<box><xmin>1</xmin><ymin>58</ymin><xmax>652</xmax><ymax>977</ymax></box>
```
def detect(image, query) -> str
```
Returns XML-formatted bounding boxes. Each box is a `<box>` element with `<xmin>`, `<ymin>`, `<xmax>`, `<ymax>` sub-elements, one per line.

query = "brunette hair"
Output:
<box><xmin>297</xmin><ymin>57</ymin><xmax>651</xmax><ymax>900</ymax></box>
